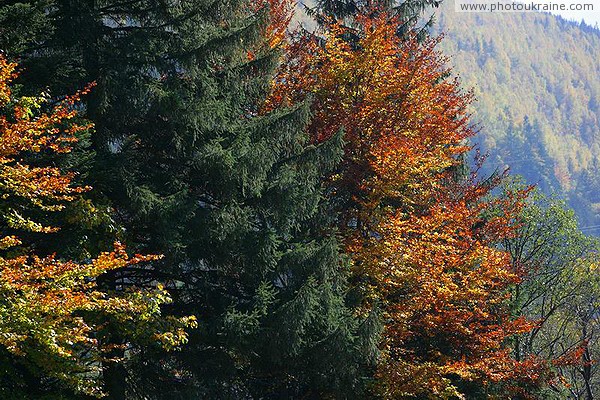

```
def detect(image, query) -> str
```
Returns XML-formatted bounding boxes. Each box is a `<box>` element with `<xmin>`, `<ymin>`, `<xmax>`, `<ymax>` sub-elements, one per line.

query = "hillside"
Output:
<box><xmin>430</xmin><ymin>2</ymin><xmax>600</xmax><ymax>229</ymax></box>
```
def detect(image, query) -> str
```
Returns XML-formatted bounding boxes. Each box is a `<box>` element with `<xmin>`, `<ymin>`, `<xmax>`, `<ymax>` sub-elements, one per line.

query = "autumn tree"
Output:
<box><xmin>501</xmin><ymin>181</ymin><xmax>600</xmax><ymax>399</ymax></box>
<box><xmin>0</xmin><ymin>56</ymin><xmax>195</xmax><ymax>398</ymax></box>
<box><xmin>270</xmin><ymin>13</ymin><xmax>540</xmax><ymax>398</ymax></box>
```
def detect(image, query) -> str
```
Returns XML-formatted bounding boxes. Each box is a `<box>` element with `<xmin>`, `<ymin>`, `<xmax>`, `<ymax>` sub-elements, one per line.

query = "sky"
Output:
<box><xmin>555</xmin><ymin>10</ymin><xmax>600</xmax><ymax>27</ymax></box>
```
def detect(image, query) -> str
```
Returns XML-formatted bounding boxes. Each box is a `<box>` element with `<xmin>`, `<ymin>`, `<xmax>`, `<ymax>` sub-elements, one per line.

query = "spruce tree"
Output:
<box><xmin>307</xmin><ymin>0</ymin><xmax>442</xmax><ymax>37</ymax></box>
<box><xmin>0</xmin><ymin>1</ymin><xmax>378</xmax><ymax>398</ymax></box>
<box><xmin>312</xmin><ymin>0</ymin><xmax>441</xmax><ymax>19</ymax></box>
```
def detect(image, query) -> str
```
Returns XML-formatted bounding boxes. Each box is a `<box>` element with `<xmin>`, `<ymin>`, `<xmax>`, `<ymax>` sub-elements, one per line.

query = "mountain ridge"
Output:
<box><xmin>430</xmin><ymin>1</ymin><xmax>600</xmax><ymax>229</ymax></box>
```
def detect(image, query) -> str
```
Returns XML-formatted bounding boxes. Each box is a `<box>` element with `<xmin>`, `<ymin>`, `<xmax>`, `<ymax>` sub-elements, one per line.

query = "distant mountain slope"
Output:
<box><xmin>430</xmin><ymin>2</ymin><xmax>600</xmax><ymax>229</ymax></box>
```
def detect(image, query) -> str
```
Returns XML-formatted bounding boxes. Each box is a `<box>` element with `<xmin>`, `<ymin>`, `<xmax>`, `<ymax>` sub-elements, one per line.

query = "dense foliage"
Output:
<box><xmin>0</xmin><ymin>0</ymin><xmax>596</xmax><ymax>398</ymax></box>
<box><xmin>1</xmin><ymin>0</ymin><xmax>378</xmax><ymax>398</ymax></box>
<box><xmin>0</xmin><ymin>55</ymin><xmax>194</xmax><ymax>398</ymax></box>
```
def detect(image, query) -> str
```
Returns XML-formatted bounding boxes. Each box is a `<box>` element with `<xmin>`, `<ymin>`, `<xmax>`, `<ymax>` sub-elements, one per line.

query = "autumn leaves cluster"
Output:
<box><xmin>0</xmin><ymin>57</ymin><xmax>194</xmax><ymax>396</ymax></box>
<box><xmin>0</xmin><ymin>0</ymin><xmax>594</xmax><ymax>398</ymax></box>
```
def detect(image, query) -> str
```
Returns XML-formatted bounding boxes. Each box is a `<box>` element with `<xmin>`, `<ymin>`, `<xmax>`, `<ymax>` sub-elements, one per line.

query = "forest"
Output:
<box><xmin>429</xmin><ymin>2</ymin><xmax>600</xmax><ymax>229</ymax></box>
<box><xmin>0</xmin><ymin>0</ymin><xmax>598</xmax><ymax>399</ymax></box>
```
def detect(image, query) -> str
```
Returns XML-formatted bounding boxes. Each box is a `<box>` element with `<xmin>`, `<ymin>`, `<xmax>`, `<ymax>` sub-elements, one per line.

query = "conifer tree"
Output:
<box><xmin>0</xmin><ymin>1</ymin><xmax>378</xmax><ymax>397</ymax></box>
<box><xmin>307</xmin><ymin>0</ymin><xmax>442</xmax><ymax>38</ymax></box>
<box><xmin>312</xmin><ymin>0</ymin><xmax>441</xmax><ymax>19</ymax></box>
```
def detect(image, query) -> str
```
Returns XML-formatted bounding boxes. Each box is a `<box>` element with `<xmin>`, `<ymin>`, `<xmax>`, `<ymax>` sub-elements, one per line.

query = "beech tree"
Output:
<box><xmin>270</xmin><ymin>13</ymin><xmax>541</xmax><ymax>398</ymax></box>
<box><xmin>0</xmin><ymin>56</ymin><xmax>195</xmax><ymax>398</ymax></box>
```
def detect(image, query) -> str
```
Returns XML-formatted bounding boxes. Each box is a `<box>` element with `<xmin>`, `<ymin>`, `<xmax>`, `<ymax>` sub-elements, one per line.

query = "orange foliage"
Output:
<box><xmin>0</xmin><ymin>58</ymin><xmax>91</xmax><ymax>234</ymax></box>
<box><xmin>552</xmin><ymin>342</ymin><xmax>591</xmax><ymax>368</ymax></box>
<box><xmin>270</xmin><ymin>14</ymin><xmax>540</xmax><ymax>398</ymax></box>
<box><xmin>0</xmin><ymin>56</ymin><xmax>195</xmax><ymax>397</ymax></box>
<box><xmin>252</xmin><ymin>0</ymin><xmax>295</xmax><ymax>49</ymax></box>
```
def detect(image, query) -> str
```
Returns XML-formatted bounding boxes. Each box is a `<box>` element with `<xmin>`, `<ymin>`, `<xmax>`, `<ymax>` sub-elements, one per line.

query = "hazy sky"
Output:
<box><xmin>554</xmin><ymin>10</ymin><xmax>600</xmax><ymax>27</ymax></box>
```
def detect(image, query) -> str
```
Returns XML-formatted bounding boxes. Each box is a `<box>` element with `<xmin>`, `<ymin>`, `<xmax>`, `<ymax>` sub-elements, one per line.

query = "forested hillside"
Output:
<box><xmin>430</xmin><ymin>1</ymin><xmax>600</xmax><ymax>230</ymax></box>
